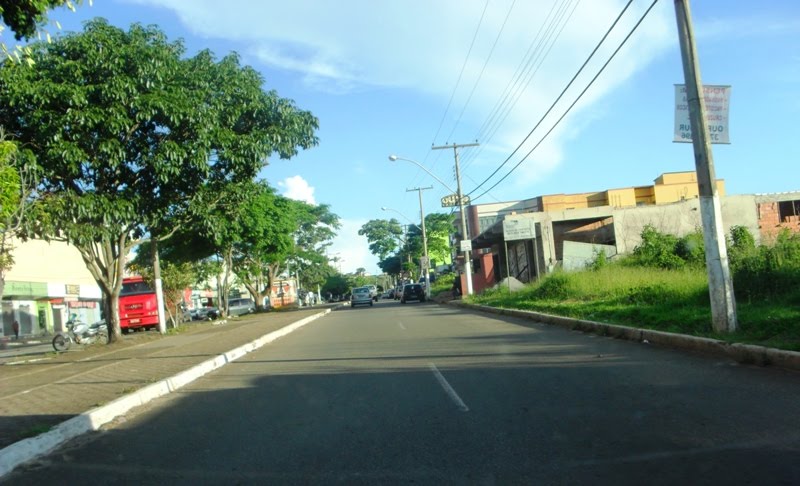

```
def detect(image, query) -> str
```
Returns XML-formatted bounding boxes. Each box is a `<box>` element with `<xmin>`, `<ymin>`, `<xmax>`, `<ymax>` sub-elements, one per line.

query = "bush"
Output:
<box><xmin>531</xmin><ymin>272</ymin><xmax>572</xmax><ymax>300</ymax></box>
<box><xmin>733</xmin><ymin>229</ymin><xmax>800</xmax><ymax>301</ymax></box>
<box><xmin>676</xmin><ymin>230</ymin><xmax>705</xmax><ymax>267</ymax></box>
<box><xmin>632</xmin><ymin>225</ymin><xmax>685</xmax><ymax>269</ymax></box>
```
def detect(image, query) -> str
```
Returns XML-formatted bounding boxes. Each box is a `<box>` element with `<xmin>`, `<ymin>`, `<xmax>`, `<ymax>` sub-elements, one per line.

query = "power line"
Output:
<box><xmin>443</xmin><ymin>0</ymin><xmax>518</xmax><ymax>143</ymax></box>
<box><xmin>466</xmin><ymin>0</ymin><xmax>636</xmax><ymax>197</ymax></box>
<box><xmin>471</xmin><ymin>0</ymin><xmax>660</xmax><ymax>203</ymax></box>
<box><xmin>460</xmin><ymin>0</ymin><xmax>577</xmax><ymax>170</ymax></box>
<box><xmin>430</xmin><ymin>0</ymin><xmax>490</xmax><ymax>145</ymax></box>
<box><xmin>462</xmin><ymin>3</ymin><xmax>578</xmax><ymax>171</ymax></box>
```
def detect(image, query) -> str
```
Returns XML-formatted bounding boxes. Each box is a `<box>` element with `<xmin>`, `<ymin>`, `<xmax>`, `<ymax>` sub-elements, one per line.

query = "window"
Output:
<box><xmin>778</xmin><ymin>200</ymin><xmax>800</xmax><ymax>222</ymax></box>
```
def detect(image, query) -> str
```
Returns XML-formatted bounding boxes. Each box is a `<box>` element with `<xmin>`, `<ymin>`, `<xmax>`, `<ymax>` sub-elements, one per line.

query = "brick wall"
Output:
<box><xmin>758</xmin><ymin>202</ymin><xmax>800</xmax><ymax>242</ymax></box>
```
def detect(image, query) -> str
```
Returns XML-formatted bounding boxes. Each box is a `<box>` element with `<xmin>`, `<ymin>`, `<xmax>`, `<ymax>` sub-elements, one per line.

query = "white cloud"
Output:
<box><xmin>275</xmin><ymin>178</ymin><xmax>379</xmax><ymax>274</ymax></box>
<box><xmin>135</xmin><ymin>0</ymin><xmax>675</xmax><ymax>188</ymax></box>
<box><xmin>327</xmin><ymin>219</ymin><xmax>381</xmax><ymax>275</ymax></box>
<box><xmin>279</xmin><ymin>175</ymin><xmax>316</xmax><ymax>205</ymax></box>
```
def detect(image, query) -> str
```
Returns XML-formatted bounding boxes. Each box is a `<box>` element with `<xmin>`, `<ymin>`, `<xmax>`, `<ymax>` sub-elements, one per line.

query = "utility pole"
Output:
<box><xmin>407</xmin><ymin>185</ymin><xmax>433</xmax><ymax>298</ymax></box>
<box><xmin>151</xmin><ymin>239</ymin><xmax>167</xmax><ymax>334</ymax></box>
<box><xmin>674</xmin><ymin>0</ymin><xmax>737</xmax><ymax>332</ymax></box>
<box><xmin>432</xmin><ymin>141</ymin><xmax>479</xmax><ymax>295</ymax></box>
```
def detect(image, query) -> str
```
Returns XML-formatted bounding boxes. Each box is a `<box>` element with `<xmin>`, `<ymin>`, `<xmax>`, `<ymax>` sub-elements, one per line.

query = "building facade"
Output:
<box><xmin>2</xmin><ymin>238</ymin><xmax>102</xmax><ymax>337</ymax></box>
<box><xmin>455</xmin><ymin>172</ymin><xmax>800</xmax><ymax>293</ymax></box>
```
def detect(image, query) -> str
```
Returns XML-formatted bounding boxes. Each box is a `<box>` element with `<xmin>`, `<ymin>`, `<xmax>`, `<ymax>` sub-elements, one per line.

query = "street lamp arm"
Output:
<box><xmin>381</xmin><ymin>206</ymin><xmax>421</xmax><ymax>231</ymax></box>
<box><xmin>388</xmin><ymin>155</ymin><xmax>457</xmax><ymax>194</ymax></box>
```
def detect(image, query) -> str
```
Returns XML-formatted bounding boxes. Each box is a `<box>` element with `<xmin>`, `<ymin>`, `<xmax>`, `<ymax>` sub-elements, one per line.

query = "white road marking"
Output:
<box><xmin>428</xmin><ymin>363</ymin><xmax>469</xmax><ymax>412</ymax></box>
<box><xmin>397</xmin><ymin>321</ymin><xmax>406</xmax><ymax>330</ymax></box>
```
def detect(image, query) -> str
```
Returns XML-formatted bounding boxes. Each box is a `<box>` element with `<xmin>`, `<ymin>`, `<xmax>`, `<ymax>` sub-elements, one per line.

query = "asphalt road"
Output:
<box><xmin>6</xmin><ymin>299</ymin><xmax>800</xmax><ymax>485</ymax></box>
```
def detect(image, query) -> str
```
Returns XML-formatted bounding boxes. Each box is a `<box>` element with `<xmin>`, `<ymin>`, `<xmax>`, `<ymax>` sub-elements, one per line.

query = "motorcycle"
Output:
<box><xmin>52</xmin><ymin>317</ymin><xmax>108</xmax><ymax>352</ymax></box>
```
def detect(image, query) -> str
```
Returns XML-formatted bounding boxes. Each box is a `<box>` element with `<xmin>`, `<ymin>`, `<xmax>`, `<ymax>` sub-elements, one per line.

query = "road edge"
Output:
<box><xmin>0</xmin><ymin>309</ymin><xmax>331</xmax><ymax>479</ymax></box>
<box><xmin>450</xmin><ymin>301</ymin><xmax>800</xmax><ymax>372</ymax></box>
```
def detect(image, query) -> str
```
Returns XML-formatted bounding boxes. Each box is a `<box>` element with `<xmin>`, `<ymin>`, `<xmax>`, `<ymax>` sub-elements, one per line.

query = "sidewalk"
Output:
<box><xmin>0</xmin><ymin>306</ymin><xmax>335</xmax><ymax>477</ymax></box>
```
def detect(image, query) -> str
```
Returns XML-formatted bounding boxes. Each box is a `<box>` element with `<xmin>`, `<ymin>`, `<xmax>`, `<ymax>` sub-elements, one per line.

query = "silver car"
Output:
<box><xmin>350</xmin><ymin>287</ymin><xmax>373</xmax><ymax>308</ymax></box>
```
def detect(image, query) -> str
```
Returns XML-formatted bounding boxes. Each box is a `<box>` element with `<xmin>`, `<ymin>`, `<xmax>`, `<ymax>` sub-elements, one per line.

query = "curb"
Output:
<box><xmin>452</xmin><ymin>301</ymin><xmax>800</xmax><ymax>372</ymax></box>
<box><xmin>0</xmin><ymin>309</ymin><xmax>331</xmax><ymax>479</ymax></box>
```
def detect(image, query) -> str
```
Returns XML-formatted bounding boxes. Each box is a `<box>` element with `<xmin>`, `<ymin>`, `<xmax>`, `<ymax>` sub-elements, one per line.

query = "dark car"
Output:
<box><xmin>194</xmin><ymin>306</ymin><xmax>220</xmax><ymax>320</ymax></box>
<box><xmin>401</xmin><ymin>283</ymin><xmax>426</xmax><ymax>304</ymax></box>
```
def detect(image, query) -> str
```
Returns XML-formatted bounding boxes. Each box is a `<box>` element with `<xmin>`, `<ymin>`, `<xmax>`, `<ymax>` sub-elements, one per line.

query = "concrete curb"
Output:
<box><xmin>453</xmin><ymin>302</ymin><xmax>800</xmax><ymax>372</ymax></box>
<box><xmin>0</xmin><ymin>309</ymin><xmax>331</xmax><ymax>478</ymax></box>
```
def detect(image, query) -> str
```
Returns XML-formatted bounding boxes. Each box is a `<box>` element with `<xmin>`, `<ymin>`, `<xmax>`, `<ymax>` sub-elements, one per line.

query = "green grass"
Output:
<box><xmin>18</xmin><ymin>424</ymin><xmax>52</xmax><ymax>439</ymax></box>
<box><xmin>468</xmin><ymin>263</ymin><xmax>800</xmax><ymax>351</ymax></box>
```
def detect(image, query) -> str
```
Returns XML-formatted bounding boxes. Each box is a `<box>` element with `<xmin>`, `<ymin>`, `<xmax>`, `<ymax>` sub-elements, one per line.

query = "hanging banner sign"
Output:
<box><xmin>674</xmin><ymin>84</ymin><xmax>731</xmax><ymax>144</ymax></box>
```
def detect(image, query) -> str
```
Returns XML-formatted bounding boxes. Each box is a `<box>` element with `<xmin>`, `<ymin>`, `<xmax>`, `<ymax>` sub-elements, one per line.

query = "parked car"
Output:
<box><xmin>401</xmin><ymin>283</ymin><xmax>426</xmax><ymax>304</ymax></box>
<box><xmin>228</xmin><ymin>298</ymin><xmax>256</xmax><ymax>316</ymax></box>
<box><xmin>194</xmin><ymin>306</ymin><xmax>220</xmax><ymax>320</ymax></box>
<box><xmin>351</xmin><ymin>287</ymin><xmax>373</xmax><ymax>308</ymax></box>
<box><xmin>367</xmin><ymin>285</ymin><xmax>379</xmax><ymax>301</ymax></box>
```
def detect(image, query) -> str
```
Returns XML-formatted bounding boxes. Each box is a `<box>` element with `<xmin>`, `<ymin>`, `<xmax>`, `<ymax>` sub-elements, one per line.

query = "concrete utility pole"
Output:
<box><xmin>674</xmin><ymin>0</ymin><xmax>737</xmax><ymax>332</ymax></box>
<box><xmin>432</xmin><ymin>142</ymin><xmax>479</xmax><ymax>296</ymax></box>
<box><xmin>407</xmin><ymin>186</ymin><xmax>433</xmax><ymax>298</ymax></box>
<box><xmin>151</xmin><ymin>239</ymin><xmax>167</xmax><ymax>334</ymax></box>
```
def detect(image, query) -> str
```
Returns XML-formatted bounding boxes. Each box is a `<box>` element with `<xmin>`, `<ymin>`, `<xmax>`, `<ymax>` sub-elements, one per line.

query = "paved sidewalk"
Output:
<box><xmin>0</xmin><ymin>307</ymin><xmax>332</xmax><ymax>455</ymax></box>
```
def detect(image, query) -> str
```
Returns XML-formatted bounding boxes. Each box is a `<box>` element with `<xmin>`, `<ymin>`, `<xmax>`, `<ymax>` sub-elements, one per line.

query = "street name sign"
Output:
<box><xmin>441</xmin><ymin>193</ymin><xmax>470</xmax><ymax>208</ymax></box>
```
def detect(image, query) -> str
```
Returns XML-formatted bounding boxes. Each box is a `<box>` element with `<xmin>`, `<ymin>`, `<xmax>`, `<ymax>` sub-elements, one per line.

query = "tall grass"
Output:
<box><xmin>469</xmin><ymin>226</ymin><xmax>800</xmax><ymax>351</ymax></box>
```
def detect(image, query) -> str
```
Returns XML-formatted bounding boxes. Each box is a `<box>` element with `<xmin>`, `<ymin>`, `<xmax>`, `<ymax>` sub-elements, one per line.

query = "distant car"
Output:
<box><xmin>367</xmin><ymin>285</ymin><xmax>379</xmax><ymax>301</ymax></box>
<box><xmin>351</xmin><ymin>287</ymin><xmax>373</xmax><ymax>308</ymax></box>
<box><xmin>179</xmin><ymin>304</ymin><xmax>192</xmax><ymax>322</ymax></box>
<box><xmin>194</xmin><ymin>307</ymin><xmax>220</xmax><ymax>320</ymax></box>
<box><xmin>228</xmin><ymin>298</ymin><xmax>255</xmax><ymax>316</ymax></box>
<box><xmin>401</xmin><ymin>283</ymin><xmax>426</xmax><ymax>304</ymax></box>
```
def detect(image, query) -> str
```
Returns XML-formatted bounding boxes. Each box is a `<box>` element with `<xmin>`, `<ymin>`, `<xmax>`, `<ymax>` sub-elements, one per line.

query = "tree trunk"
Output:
<box><xmin>75</xmin><ymin>233</ymin><xmax>128</xmax><ymax>344</ymax></box>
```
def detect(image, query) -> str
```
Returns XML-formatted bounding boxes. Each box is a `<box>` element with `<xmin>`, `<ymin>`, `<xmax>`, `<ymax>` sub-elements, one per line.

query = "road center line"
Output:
<box><xmin>428</xmin><ymin>363</ymin><xmax>469</xmax><ymax>412</ymax></box>
<box><xmin>397</xmin><ymin>321</ymin><xmax>406</xmax><ymax>330</ymax></box>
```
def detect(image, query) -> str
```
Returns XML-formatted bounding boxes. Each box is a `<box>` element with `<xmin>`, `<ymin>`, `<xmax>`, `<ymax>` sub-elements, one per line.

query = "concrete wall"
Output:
<box><xmin>562</xmin><ymin>242</ymin><xmax>617</xmax><ymax>272</ymax></box>
<box><xmin>612</xmin><ymin>195</ymin><xmax>759</xmax><ymax>254</ymax></box>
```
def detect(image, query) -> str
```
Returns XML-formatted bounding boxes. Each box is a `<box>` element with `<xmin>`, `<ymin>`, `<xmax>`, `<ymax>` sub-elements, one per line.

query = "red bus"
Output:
<box><xmin>119</xmin><ymin>276</ymin><xmax>159</xmax><ymax>331</ymax></box>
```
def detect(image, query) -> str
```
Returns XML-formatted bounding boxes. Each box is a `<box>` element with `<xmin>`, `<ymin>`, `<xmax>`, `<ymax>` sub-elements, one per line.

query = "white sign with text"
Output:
<box><xmin>674</xmin><ymin>84</ymin><xmax>731</xmax><ymax>144</ymax></box>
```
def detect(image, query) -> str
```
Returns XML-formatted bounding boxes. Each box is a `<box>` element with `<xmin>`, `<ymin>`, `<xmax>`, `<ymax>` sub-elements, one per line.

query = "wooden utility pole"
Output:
<box><xmin>674</xmin><ymin>0</ymin><xmax>737</xmax><ymax>332</ymax></box>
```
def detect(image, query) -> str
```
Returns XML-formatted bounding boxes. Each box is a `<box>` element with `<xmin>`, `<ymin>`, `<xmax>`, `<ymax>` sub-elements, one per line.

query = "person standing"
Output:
<box><xmin>12</xmin><ymin>320</ymin><xmax>20</xmax><ymax>340</ymax></box>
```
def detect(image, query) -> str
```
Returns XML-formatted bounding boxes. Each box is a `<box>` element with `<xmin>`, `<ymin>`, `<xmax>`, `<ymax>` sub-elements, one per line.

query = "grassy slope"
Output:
<box><xmin>467</xmin><ymin>264</ymin><xmax>800</xmax><ymax>352</ymax></box>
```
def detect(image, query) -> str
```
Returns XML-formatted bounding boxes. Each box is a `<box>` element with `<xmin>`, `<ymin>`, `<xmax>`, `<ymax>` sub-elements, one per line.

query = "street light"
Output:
<box><xmin>382</xmin><ymin>206</ymin><xmax>430</xmax><ymax>298</ymax></box>
<box><xmin>388</xmin><ymin>154</ymin><xmax>473</xmax><ymax>296</ymax></box>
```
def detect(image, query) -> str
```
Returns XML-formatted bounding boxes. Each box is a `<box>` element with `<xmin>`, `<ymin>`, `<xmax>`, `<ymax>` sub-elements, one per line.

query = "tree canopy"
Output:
<box><xmin>0</xmin><ymin>19</ymin><xmax>319</xmax><ymax>340</ymax></box>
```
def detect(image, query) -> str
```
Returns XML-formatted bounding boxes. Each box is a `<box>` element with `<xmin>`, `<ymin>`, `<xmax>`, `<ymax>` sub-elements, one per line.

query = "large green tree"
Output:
<box><xmin>0</xmin><ymin>0</ymin><xmax>83</xmax><ymax>40</ymax></box>
<box><xmin>0</xmin><ymin>20</ymin><xmax>318</xmax><ymax>341</ymax></box>
<box><xmin>359</xmin><ymin>219</ymin><xmax>406</xmax><ymax>261</ymax></box>
<box><xmin>232</xmin><ymin>183</ymin><xmax>296</xmax><ymax>310</ymax></box>
<box><xmin>0</xmin><ymin>0</ymin><xmax>89</xmax><ymax>64</ymax></box>
<box><xmin>289</xmin><ymin>199</ymin><xmax>340</xmax><ymax>292</ymax></box>
<box><xmin>0</xmin><ymin>134</ymin><xmax>36</xmax><ymax>302</ymax></box>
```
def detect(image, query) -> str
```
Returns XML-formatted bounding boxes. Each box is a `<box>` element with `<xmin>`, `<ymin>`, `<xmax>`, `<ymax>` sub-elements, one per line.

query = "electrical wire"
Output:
<box><xmin>471</xmin><ymin>0</ymin><xmax>660</xmax><ymax>203</ymax></box>
<box><xmin>443</xmin><ymin>0</ymin><xmax>518</xmax><ymax>143</ymax></box>
<box><xmin>460</xmin><ymin>0</ymin><xmax>577</xmax><ymax>171</ymax></box>
<box><xmin>430</xmin><ymin>0</ymin><xmax>490</xmax><ymax>145</ymax></box>
<box><xmin>466</xmin><ymin>0</ymin><xmax>636</xmax><ymax>196</ymax></box>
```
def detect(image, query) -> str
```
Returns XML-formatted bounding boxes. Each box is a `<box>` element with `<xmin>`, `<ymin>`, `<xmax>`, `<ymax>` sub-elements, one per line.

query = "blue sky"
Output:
<box><xmin>20</xmin><ymin>0</ymin><xmax>800</xmax><ymax>274</ymax></box>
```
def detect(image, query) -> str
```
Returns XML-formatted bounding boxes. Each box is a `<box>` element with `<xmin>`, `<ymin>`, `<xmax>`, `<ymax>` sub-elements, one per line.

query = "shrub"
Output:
<box><xmin>632</xmin><ymin>225</ymin><xmax>685</xmax><ymax>269</ymax></box>
<box><xmin>675</xmin><ymin>230</ymin><xmax>705</xmax><ymax>267</ymax></box>
<box><xmin>587</xmin><ymin>249</ymin><xmax>609</xmax><ymax>271</ymax></box>
<box><xmin>532</xmin><ymin>272</ymin><xmax>572</xmax><ymax>300</ymax></box>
